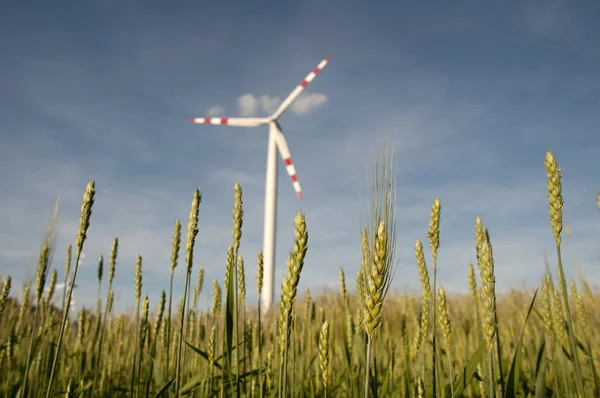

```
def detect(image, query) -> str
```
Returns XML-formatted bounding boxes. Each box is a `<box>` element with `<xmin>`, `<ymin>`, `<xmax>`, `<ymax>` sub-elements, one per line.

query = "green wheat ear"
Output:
<box><xmin>185</xmin><ymin>189</ymin><xmax>201</xmax><ymax>273</ymax></box>
<box><xmin>140</xmin><ymin>295</ymin><xmax>150</xmax><ymax>345</ymax></box>
<box><xmin>364</xmin><ymin>221</ymin><xmax>394</xmax><ymax>339</ymax></box>
<box><xmin>570</xmin><ymin>281</ymin><xmax>590</xmax><ymax>337</ymax></box>
<box><xmin>212</xmin><ymin>280</ymin><xmax>221</xmax><ymax>317</ymax></box>
<box><xmin>46</xmin><ymin>269</ymin><xmax>57</xmax><ymax>304</ymax></box>
<box><xmin>0</xmin><ymin>276</ymin><xmax>11</xmax><ymax>320</ymax></box>
<box><xmin>45</xmin><ymin>181</ymin><xmax>95</xmax><ymax>398</ymax></box>
<box><xmin>237</xmin><ymin>255</ymin><xmax>246</xmax><ymax>305</ymax></box>
<box><xmin>232</xmin><ymin>181</ymin><xmax>243</xmax><ymax>253</ymax></box>
<box><xmin>545</xmin><ymin>151</ymin><xmax>564</xmax><ymax>246</ymax></box>
<box><xmin>171</xmin><ymin>220</ymin><xmax>181</xmax><ymax>273</ymax></box>
<box><xmin>339</xmin><ymin>267</ymin><xmax>348</xmax><ymax>307</ymax></box>
<box><xmin>417</xmin><ymin>376</ymin><xmax>425</xmax><ymax>398</ymax></box>
<box><xmin>428</xmin><ymin>197</ymin><xmax>441</xmax><ymax>269</ymax></box>
<box><xmin>413</xmin><ymin>239</ymin><xmax>431</xmax><ymax>356</ymax></box>
<box><xmin>193</xmin><ymin>267</ymin><xmax>204</xmax><ymax>309</ymax></box>
<box><xmin>256</xmin><ymin>250</ymin><xmax>264</xmax><ymax>296</ymax></box>
<box><xmin>176</xmin><ymin>189</ymin><xmax>200</xmax><ymax>398</ymax></box>
<box><xmin>437</xmin><ymin>286</ymin><xmax>452</xmax><ymax>349</ymax></box>
<box><xmin>478</xmin><ymin>241</ymin><xmax>497</xmax><ymax>350</ymax></box>
<box><xmin>134</xmin><ymin>255</ymin><xmax>142</xmax><ymax>305</ymax></box>
<box><xmin>276</xmin><ymin>212</ymin><xmax>309</xmax><ymax>398</ymax></box>
<box><xmin>319</xmin><ymin>320</ymin><xmax>330</xmax><ymax>390</ymax></box>
<box><xmin>545</xmin><ymin>150</ymin><xmax>585</xmax><ymax>396</ymax></box>
<box><xmin>109</xmin><ymin>237</ymin><xmax>118</xmax><ymax>284</ymax></box>
<box><xmin>76</xmin><ymin>180</ymin><xmax>95</xmax><ymax>258</ymax></box>
<box><xmin>278</xmin><ymin>212</ymin><xmax>309</xmax><ymax>362</ymax></box>
<box><xmin>540</xmin><ymin>274</ymin><xmax>554</xmax><ymax>338</ymax></box>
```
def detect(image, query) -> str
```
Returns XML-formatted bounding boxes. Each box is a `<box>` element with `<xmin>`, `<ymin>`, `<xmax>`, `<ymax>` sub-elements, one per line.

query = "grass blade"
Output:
<box><xmin>504</xmin><ymin>288</ymin><xmax>538</xmax><ymax>398</ymax></box>
<box><xmin>152</xmin><ymin>378</ymin><xmax>175</xmax><ymax>398</ymax></box>
<box><xmin>534</xmin><ymin>337</ymin><xmax>548</xmax><ymax>398</ymax></box>
<box><xmin>448</xmin><ymin>340</ymin><xmax>487</xmax><ymax>397</ymax></box>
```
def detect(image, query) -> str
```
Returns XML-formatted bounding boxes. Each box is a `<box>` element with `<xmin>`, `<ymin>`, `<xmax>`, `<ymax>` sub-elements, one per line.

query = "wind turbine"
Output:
<box><xmin>189</xmin><ymin>55</ymin><xmax>331</xmax><ymax>313</ymax></box>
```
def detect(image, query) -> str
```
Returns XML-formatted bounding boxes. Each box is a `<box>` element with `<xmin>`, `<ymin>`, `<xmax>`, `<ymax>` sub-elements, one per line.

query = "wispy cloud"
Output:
<box><xmin>237</xmin><ymin>94</ymin><xmax>261</xmax><ymax>117</ymax></box>
<box><xmin>289</xmin><ymin>93</ymin><xmax>328</xmax><ymax>115</ymax></box>
<box><xmin>207</xmin><ymin>106</ymin><xmax>224</xmax><ymax>116</ymax></box>
<box><xmin>259</xmin><ymin>95</ymin><xmax>281</xmax><ymax>115</ymax></box>
<box><xmin>236</xmin><ymin>93</ymin><xmax>328</xmax><ymax>117</ymax></box>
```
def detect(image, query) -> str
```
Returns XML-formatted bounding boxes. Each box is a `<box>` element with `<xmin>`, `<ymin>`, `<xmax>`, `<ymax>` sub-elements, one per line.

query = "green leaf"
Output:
<box><xmin>152</xmin><ymin>377</ymin><xmax>174</xmax><ymax>398</ymax></box>
<box><xmin>223</xmin><ymin>258</ymin><xmax>236</xmax><ymax>393</ymax></box>
<box><xmin>184</xmin><ymin>340</ymin><xmax>223</xmax><ymax>371</ymax></box>
<box><xmin>340</xmin><ymin>314</ymin><xmax>353</xmax><ymax>373</ymax></box>
<box><xmin>446</xmin><ymin>339</ymin><xmax>487</xmax><ymax>397</ymax></box>
<box><xmin>180</xmin><ymin>374</ymin><xmax>206</xmax><ymax>395</ymax></box>
<box><xmin>326</xmin><ymin>369</ymin><xmax>348</xmax><ymax>397</ymax></box>
<box><xmin>534</xmin><ymin>336</ymin><xmax>547</xmax><ymax>398</ymax></box>
<box><xmin>505</xmin><ymin>288</ymin><xmax>538</xmax><ymax>398</ymax></box>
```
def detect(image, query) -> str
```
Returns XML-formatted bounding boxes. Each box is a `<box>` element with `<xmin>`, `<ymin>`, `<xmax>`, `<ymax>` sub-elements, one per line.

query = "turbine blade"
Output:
<box><xmin>270</xmin><ymin>55</ymin><xmax>331</xmax><ymax>120</ymax></box>
<box><xmin>272</xmin><ymin>122</ymin><xmax>303</xmax><ymax>199</ymax></box>
<box><xmin>188</xmin><ymin>117</ymin><xmax>268</xmax><ymax>127</ymax></box>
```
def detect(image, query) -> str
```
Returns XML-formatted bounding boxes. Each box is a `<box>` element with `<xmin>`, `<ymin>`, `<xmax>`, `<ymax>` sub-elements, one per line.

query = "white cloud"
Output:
<box><xmin>259</xmin><ymin>95</ymin><xmax>281</xmax><ymax>115</ymax></box>
<box><xmin>236</xmin><ymin>92</ymin><xmax>328</xmax><ymax>117</ymax></box>
<box><xmin>207</xmin><ymin>105</ymin><xmax>224</xmax><ymax>116</ymax></box>
<box><xmin>237</xmin><ymin>93</ymin><xmax>259</xmax><ymax>116</ymax></box>
<box><xmin>290</xmin><ymin>92</ymin><xmax>328</xmax><ymax>115</ymax></box>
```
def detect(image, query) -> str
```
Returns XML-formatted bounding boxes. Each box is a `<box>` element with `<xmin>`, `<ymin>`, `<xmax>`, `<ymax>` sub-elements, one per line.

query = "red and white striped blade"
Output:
<box><xmin>188</xmin><ymin>117</ymin><xmax>268</xmax><ymax>127</ymax></box>
<box><xmin>270</xmin><ymin>56</ymin><xmax>331</xmax><ymax>120</ymax></box>
<box><xmin>271</xmin><ymin>122</ymin><xmax>303</xmax><ymax>199</ymax></box>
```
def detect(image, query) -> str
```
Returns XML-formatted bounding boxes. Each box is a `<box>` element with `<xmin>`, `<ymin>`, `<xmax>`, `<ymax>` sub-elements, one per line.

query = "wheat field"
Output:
<box><xmin>0</xmin><ymin>148</ymin><xmax>598</xmax><ymax>398</ymax></box>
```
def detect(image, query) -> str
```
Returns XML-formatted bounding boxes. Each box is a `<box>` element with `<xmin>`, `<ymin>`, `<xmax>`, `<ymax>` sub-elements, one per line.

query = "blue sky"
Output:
<box><xmin>1</xmin><ymin>0</ymin><xmax>599</xmax><ymax>314</ymax></box>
